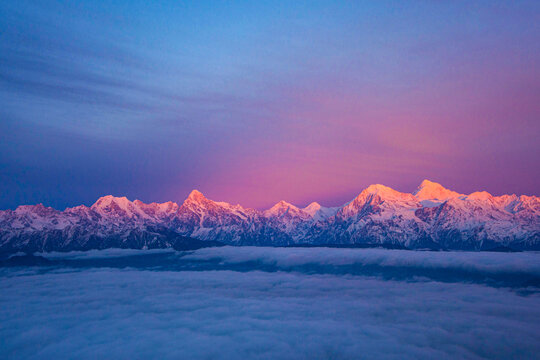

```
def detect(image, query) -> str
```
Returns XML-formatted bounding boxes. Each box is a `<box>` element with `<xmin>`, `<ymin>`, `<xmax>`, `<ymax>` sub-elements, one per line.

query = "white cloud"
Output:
<box><xmin>183</xmin><ymin>246</ymin><xmax>540</xmax><ymax>275</ymax></box>
<box><xmin>1</xmin><ymin>248</ymin><xmax>539</xmax><ymax>359</ymax></box>
<box><xmin>181</xmin><ymin>246</ymin><xmax>540</xmax><ymax>288</ymax></box>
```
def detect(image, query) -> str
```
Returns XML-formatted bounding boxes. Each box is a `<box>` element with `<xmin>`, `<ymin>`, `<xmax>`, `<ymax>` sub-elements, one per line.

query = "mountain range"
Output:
<box><xmin>1</xmin><ymin>180</ymin><xmax>538</xmax><ymax>253</ymax></box>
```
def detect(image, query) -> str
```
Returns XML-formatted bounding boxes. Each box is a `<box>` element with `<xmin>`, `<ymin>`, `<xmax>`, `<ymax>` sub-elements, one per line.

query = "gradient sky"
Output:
<box><xmin>1</xmin><ymin>0</ymin><xmax>539</xmax><ymax>210</ymax></box>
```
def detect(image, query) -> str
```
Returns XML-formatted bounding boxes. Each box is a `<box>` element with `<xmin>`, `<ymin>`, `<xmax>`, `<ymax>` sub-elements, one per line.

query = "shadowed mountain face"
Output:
<box><xmin>1</xmin><ymin>180</ymin><xmax>538</xmax><ymax>253</ymax></box>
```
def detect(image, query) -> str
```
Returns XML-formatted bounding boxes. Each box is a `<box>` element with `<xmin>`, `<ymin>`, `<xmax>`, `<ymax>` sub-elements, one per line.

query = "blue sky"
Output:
<box><xmin>1</xmin><ymin>0</ymin><xmax>539</xmax><ymax>209</ymax></box>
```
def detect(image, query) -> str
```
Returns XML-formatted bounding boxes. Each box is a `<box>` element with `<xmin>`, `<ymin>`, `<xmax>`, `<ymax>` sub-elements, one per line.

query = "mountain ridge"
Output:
<box><xmin>1</xmin><ymin>180</ymin><xmax>538</xmax><ymax>253</ymax></box>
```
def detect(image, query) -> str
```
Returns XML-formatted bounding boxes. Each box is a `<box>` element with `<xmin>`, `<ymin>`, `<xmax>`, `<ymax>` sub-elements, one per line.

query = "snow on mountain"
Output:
<box><xmin>339</xmin><ymin>184</ymin><xmax>420</xmax><ymax>219</ymax></box>
<box><xmin>313</xmin><ymin>184</ymin><xmax>429</xmax><ymax>248</ymax></box>
<box><xmin>0</xmin><ymin>180</ymin><xmax>538</xmax><ymax>253</ymax></box>
<box><xmin>91</xmin><ymin>195</ymin><xmax>152</xmax><ymax>225</ymax></box>
<box><xmin>303</xmin><ymin>202</ymin><xmax>339</xmax><ymax>222</ymax></box>
<box><xmin>303</xmin><ymin>202</ymin><xmax>322</xmax><ymax>216</ymax></box>
<box><xmin>172</xmin><ymin>190</ymin><xmax>261</xmax><ymax>244</ymax></box>
<box><xmin>264</xmin><ymin>200</ymin><xmax>302</xmax><ymax>217</ymax></box>
<box><xmin>414</xmin><ymin>179</ymin><xmax>463</xmax><ymax>201</ymax></box>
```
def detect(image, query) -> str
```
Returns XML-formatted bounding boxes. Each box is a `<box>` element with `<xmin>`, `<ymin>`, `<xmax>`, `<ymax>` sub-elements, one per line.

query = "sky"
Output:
<box><xmin>1</xmin><ymin>247</ymin><xmax>539</xmax><ymax>359</ymax></box>
<box><xmin>1</xmin><ymin>0</ymin><xmax>539</xmax><ymax>210</ymax></box>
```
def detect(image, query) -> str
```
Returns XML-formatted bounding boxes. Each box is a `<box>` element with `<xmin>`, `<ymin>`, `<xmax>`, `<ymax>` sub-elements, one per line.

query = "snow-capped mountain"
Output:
<box><xmin>1</xmin><ymin>180</ymin><xmax>538</xmax><ymax>253</ymax></box>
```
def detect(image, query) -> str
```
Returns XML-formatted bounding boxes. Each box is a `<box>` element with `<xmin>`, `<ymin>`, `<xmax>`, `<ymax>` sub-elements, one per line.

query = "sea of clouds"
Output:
<box><xmin>1</xmin><ymin>247</ymin><xmax>539</xmax><ymax>359</ymax></box>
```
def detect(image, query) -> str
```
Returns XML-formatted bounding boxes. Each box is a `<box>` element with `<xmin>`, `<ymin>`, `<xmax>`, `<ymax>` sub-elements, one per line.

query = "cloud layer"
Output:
<box><xmin>1</xmin><ymin>248</ymin><xmax>539</xmax><ymax>359</ymax></box>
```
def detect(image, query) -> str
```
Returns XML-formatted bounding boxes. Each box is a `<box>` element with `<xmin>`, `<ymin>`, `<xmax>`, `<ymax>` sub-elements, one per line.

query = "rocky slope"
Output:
<box><xmin>1</xmin><ymin>180</ymin><xmax>538</xmax><ymax>253</ymax></box>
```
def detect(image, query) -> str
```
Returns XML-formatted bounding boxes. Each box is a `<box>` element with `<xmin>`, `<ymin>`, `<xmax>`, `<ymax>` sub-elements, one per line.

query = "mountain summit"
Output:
<box><xmin>414</xmin><ymin>180</ymin><xmax>462</xmax><ymax>201</ymax></box>
<box><xmin>185</xmin><ymin>189</ymin><xmax>207</xmax><ymax>202</ymax></box>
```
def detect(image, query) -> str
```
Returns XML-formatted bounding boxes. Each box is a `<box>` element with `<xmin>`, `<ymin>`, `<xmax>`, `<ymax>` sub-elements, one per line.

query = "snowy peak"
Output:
<box><xmin>414</xmin><ymin>179</ymin><xmax>462</xmax><ymax>201</ymax></box>
<box><xmin>92</xmin><ymin>195</ymin><xmax>130</xmax><ymax>208</ymax></box>
<box><xmin>264</xmin><ymin>200</ymin><xmax>300</xmax><ymax>217</ymax></box>
<box><xmin>186</xmin><ymin>189</ymin><xmax>206</xmax><ymax>202</ymax></box>
<box><xmin>357</xmin><ymin>184</ymin><xmax>416</xmax><ymax>202</ymax></box>
<box><xmin>275</xmin><ymin>200</ymin><xmax>295</xmax><ymax>209</ymax></box>
<box><xmin>133</xmin><ymin>200</ymin><xmax>179</xmax><ymax>218</ymax></box>
<box><xmin>15</xmin><ymin>203</ymin><xmax>57</xmax><ymax>215</ymax></box>
<box><xmin>303</xmin><ymin>202</ymin><xmax>321</xmax><ymax>216</ymax></box>
<box><xmin>91</xmin><ymin>195</ymin><xmax>151</xmax><ymax>220</ymax></box>
<box><xmin>467</xmin><ymin>191</ymin><xmax>493</xmax><ymax>201</ymax></box>
<box><xmin>338</xmin><ymin>184</ymin><xmax>419</xmax><ymax>218</ymax></box>
<box><xmin>264</xmin><ymin>200</ymin><xmax>339</xmax><ymax>222</ymax></box>
<box><xmin>303</xmin><ymin>202</ymin><xmax>339</xmax><ymax>221</ymax></box>
<box><xmin>180</xmin><ymin>190</ymin><xmax>216</xmax><ymax>210</ymax></box>
<box><xmin>363</xmin><ymin>184</ymin><xmax>395</xmax><ymax>195</ymax></box>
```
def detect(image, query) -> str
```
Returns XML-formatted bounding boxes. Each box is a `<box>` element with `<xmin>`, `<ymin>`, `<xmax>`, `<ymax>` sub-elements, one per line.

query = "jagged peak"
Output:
<box><xmin>414</xmin><ymin>179</ymin><xmax>461</xmax><ymax>201</ymax></box>
<box><xmin>359</xmin><ymin>184</ymin><xmax>406</xmax><ymax>199</ymax></box>
<box><xmin>92</xmin><ymin>195</ymin><xmax>131</xmax><ymax>208</ymax></box>
<box><xmin>467</xmin><ymin>191</ymin><xmax>493</xmax><ymax>201</ymax></box>
<box><xmin>365</xmin><ymin>184</ymin><xmax>392</xmax><ymax>192</ymax></box>
<box><xmin>90</xmin><ymin>195</ymin><xmax>158</xmax><ymax>220</ymax></box>
<box><xmin>180</xmin><ymin>189</ymin><xmax>215</xmax><ymax>210</ymax></box>
<box><xmin>304</xmin><ymin>201</ymin><xmax>321</xmax><ymax>211</ymax></box>
<box><xmin>64</xmin><ymin>204</ymin><xmax>91</xmax><ymax>213</ymax></box>
<box><xmin>133</xmin><ymin>199</ymin><xmax>178</xmax><ymax>209</ymax></box>
<box><xmin>15</xmin><ymin>203</ymin><xmax>55</xmax><ymax>214</ymax></box>
<box><xmin>271</xmin><ymin>200</ymin><xmax>296</xmax><ymax>210</ymax></box>
<box><xmin>418</xmin><ymin>179</ymin><xmax>439</xmax><ymax>189</ymax></box>
<box><xmin>91</xmin><ymin>196</ymin><xmax>144</xmax><ymax>219</ymax></box>
<box><xmin>305</xmin><ymin>202</ymin><xmax>329</xmax><ymax>217</ymax></box>
<box><xmin>341</xmin><ymin>184</ymin><xmax>417</xmax><ymax>213</ymax></box>
<box><xmin>16</xmin><ymin>203</ymin><xmax>46</xmax><ymax>209</ymax></box>
<box><xmin>181</xmin><ymin>190</ymin><xmax>249</xmax><ymax>212</ymax></box>
<box><xmin>264</xmin><ymin>200</ymin><xmax>300</xmax><ymax>217</ymax></box>
<box><xmin>158</xmin><ymin>200</ymin><xmax>178</xmax><ymax>209</ymax></box>
<box><xmin>187</xmin><ymin>189</ymin><xmax>206</xmax><ymax>201</ymax></box>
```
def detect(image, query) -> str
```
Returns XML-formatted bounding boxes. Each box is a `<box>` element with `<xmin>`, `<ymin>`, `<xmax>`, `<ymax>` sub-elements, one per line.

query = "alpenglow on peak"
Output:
<box><xmin>414</xmin><ymin>179</ymin><xmax>463</xmax><ymax>201</ymax></box>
